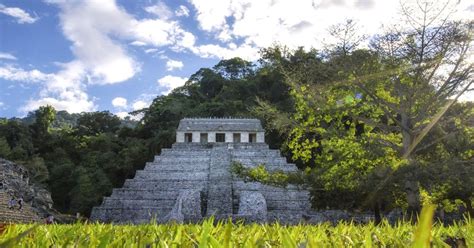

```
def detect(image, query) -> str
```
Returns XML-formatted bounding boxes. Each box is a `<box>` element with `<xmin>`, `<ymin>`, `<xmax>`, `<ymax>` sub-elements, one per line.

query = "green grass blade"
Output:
<box><xmin>413</xmin><ymin>204</ymin><xmax>436</xmax><ymax>248</ymax></box>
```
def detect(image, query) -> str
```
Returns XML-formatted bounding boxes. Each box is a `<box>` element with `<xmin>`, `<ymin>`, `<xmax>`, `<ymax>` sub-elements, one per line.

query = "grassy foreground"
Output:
<box><xmin>0</xmin><ymin>218</ymin><xmax>472</xmax><ymax>247</ymax></box>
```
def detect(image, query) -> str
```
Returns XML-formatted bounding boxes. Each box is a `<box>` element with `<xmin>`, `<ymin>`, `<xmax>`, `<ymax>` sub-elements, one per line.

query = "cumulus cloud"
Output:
<box><xmin>112</xmin><ymin>97</ymin><xmax>127</xmax><ymax>108</ymax></box>
<box><xmin>0</xmin><ymin>62</ymin><xmax>95</xmax><ymax>113</ymax></box>
<box><xmin>191</xmin><ymin>43</ymin><xmax>260</xmax><ymax>60</ymax></box>
<box><xmin>54</xmin><ymin>0</ymin><xmax>139</xmax><ymax>85</ymax></box>
<box><xmin>0</xmin><ymin>4</ymin><xmax>38</xmax><ymax>24</ymax></box>
<box><xmin>115</xmin><ymin>111</ymin><xmax>130</xmax><ymax>119</ymax></box>
<box><xmin>0</xmin><ymin>66</ymin><xmax>53</xmax><ymax>83</ymax></box>
<box><xmin>49</xmin><ymin>0</ymin><xmax>193</xmax><ymax>86</ymax></box>
<box><xmin>132</xmin><ymin>100</ymin><xmax>148</xmax><ymax>110</ymax></box>
<box><xmin>157</xmin><ymin>75</ymin><xmax>188</xmax><ymax>94</ymax></box>
<box><xmin>21</xmin><ymin>96</ymin><xmax>94</xmax><ymax>114</ymax></box>
<box><xmin>166</xmin><ymin>59</ymin><xmax>184</xmax><ymax>71</ymax></box>
<box><xmin>184</xmin><ymin>0</ymin><xmax>473</xmax><ymax>60</ymax></box>
<box><xmin>132</xmin><ymin>18</ymin><xmax>196</xmax><ymax>49</ymax></box>
<box><xmin>20</xmin><ymin>61</ymin><xmax>96</xmax><ymax>113</ymax></box>
<box><xmin>13</xmin><ymin>0</ymin><xmax>196</xmax><ymax>115</ymax></box>
<box><xmin>51</xmin><ymin>0</ymin><xmax>196</xmax><ymax>58</ymax></box>
<box><xmin>0</xmin><ymin>52</ymin><xmax>17</xmax><ymax>60</ymax></box>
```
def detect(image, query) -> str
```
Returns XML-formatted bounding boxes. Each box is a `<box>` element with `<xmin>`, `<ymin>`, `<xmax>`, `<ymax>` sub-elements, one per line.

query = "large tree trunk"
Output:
<box><xmin>404</xmin><ymin>179</ymin><xmax>420</xmax><ymax>220</ymax></box>
<box><xmin>401</xmin><ymin>113</ymin><xmax>421</xmax><ymax>218</ymax></box>
<box><xmin>373</xmin><ymin>201</ymin><xmax>382</xmax><ymax>225</ymax></box>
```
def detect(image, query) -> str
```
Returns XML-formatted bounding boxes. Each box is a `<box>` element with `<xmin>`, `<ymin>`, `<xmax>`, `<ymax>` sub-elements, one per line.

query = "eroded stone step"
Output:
<box><xmin>111</xmin><ymin>188</ymin><xmax>206</xmax><ymax>200</ymax></box>
<box><xmin>144</xmin><ymin>162</ymin><xmax>209</xmax><ymax>171</ymax></box>
<box><xmin>134</xmin><ymin>171</ymin><xmax>208</xmax><ymax>180</ymax></box>
<box><xmin>232</xmin><ymin>199</ymin><xmax>308</xmax><ymax>211</ymax></box>
<box><xmin>235</xmin><ymin>163</ymin><xmax>297</xmax><ymax>172</ymax></box>
<box><xmin>231</xmin><ymin>151</ymin><xmax>282</xmax><ymax>157</ymax></box>
<box><xmin>102</xmin><ymin>198</ymin><xmax>176</xmax><ymax>208</ymax></box>
<box><xmin>160</xmin><ymin>149</ymin><xmax>212</xmax><ymax>156</ymax></box>
<box><xmin>233</xmin><ymin>190</ymin><xmax>309</xmax><ymax>201</ymax></box>
<box><xmin>123</xmin><ymin>179</ymin><xmax>208</xmax><ymax>189</ymax></box>
<box><xmin>232</xmin><ymin>157</ymin><xmax>287</xmax><ymax>163</ymax></box>
<box><xmin>153</xmin><ymin>156</ymin><xmax>210</xmax><ymax>163</ymax></box>
<box><xmin>232</xmin><ymin>181</ymin><xmax>302</xmax><ymax>191</ymax></box>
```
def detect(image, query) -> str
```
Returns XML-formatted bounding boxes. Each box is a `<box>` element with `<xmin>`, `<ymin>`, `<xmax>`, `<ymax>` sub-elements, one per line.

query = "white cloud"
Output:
<box><xmin>131</xmin><ymin>19</ymin><xmax>196</xmax><ymax>50</ymax></box>
<box><xmin>115</xmin><ymin>111</ymin><xmax>142</xmax><ymax>120</ymax></box>
<box><xmin>21</xmin><ymin>96</ymin><xmax>94</xmax><ymax>114</ymax></box>
<box><xmin>112</xmin><ymin>97</ymin><xmax>127</xmax><ymax>108</ymax></box>
<box><xmin>0</xmin><ymin>4</ymin><xmax>38</xmax><ymax>24</ymax></box>
<box><xmin>2</xmin><ymin>0</ymin><xmax>200</xmax><ymax>115</ymax></box>
<box><xmin>175</xmin><ymin>5</ymin><xmax>190</xmax><ymax>17</ymax></box>
<box><xmin>145</xmin><ymin>2</ymin><xmax>173</xmax><ymax>20</ymax></box>
<box><xmin>132</xmin><ymin>100</ymin><xmax>148</xmax><ymax>110</ymax></box>
<box><xmin>145</xmin><ymin>48</ymin><xmax>159</xmax><ymax>54</ymax></box>
<box><xmin>185</xmin><ymin>0</ymin><xmax>472</xmax><ymax>60</ymax></box>
<box><xmin>191</xmin><ymin>43</ymin><xmax>259</xmax><ymax>60</ymax></box>
<box><xmin>0</xmin><ymin>66</ymin><xmax>53</xmax><ymax>83</ymax></box>
<box><xmin>0</xmin><ymin>62</ymin><xmax>96</xmax><ymax>114</ymax></box>
<box><xmin>20</xmin><ymin>61</ymin><xmax>96</xmax><ymax>113</ymax></box>
<box><xmin>0</xmin><ymin>102</ymin><xmax>4</xmax><ymax>107</ymax></box>
<box><xmin>54</xmin><ymin>0</ymin><xmax>139</xmax><ymax>85</ymax></box>
<box><xmin>132</xmin><ymin>19</ymin><xmax>176</xmax><ymax>47</ymax></box>
<box><xmin>115</xmin><ymin>111</ymin><xmax>129</xmax><ymax>119</ymax></box>
<box><xmin>130</xmin><ymin>41</ymin><xmax>147</xmax><ymax>46</ymax></box>
<box><xmin>157</xmin><ymin>75</ymin><xmax>188</xmax><ymax>94</ymax></box>
<box><xmin>166</xmin><ymin>59</ymin><xmax>184</xmax><ymax>71</ymax></box>
<box><xmin>47</xmin><ymin>0</ymin><xmax>197</xmax><ymax>85</ymax></box>
<box><xmin>190</xmin><ymin>0</ymin><xmax>232</xmax><ymax>33</ymax></box>
<box><xmin>0</xmin><ymin>52</ymin><xmax>17</xmax><ymax>60</ymax></box>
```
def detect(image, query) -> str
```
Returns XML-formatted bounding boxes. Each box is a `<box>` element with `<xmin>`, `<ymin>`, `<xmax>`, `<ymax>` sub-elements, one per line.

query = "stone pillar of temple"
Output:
<box><xmin>176</xmin><ymin>132</ymin><xmax>184</xmax><ymax>143</ymax></box>
<box><xmin>257</xmin><ymin>132</ymin><xmax>265</xmax><ymax>143</ymax></box>
<box><xmin>241</xmin><ymin>132</ymin><xmax>249</xmax><ymax>143</ymax></box>
<box><xmin>192</xmin><ymin>132</ymin><xmax>200</xmax><ymax>143</ymax></box>
<box><xmin>225</xmin><ymin>132</ymin><xmax>233</xmax><ymax>143</ymax></box>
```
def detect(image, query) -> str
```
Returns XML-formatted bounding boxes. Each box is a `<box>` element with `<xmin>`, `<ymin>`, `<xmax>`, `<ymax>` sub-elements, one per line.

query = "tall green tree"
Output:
<box><xmin>76</xmin><ymin>111</ymin><xmax>121</xmax><ymax>136</ymax></box>
<box><xmin>32</xmin><ymin>105</ymin><xmax>56</xmax><ymax>136</ymax></box>
<box><xmin>285</xmin><ymin>1</ymin><xmax>473</xmax><ymax>217</ymax></box>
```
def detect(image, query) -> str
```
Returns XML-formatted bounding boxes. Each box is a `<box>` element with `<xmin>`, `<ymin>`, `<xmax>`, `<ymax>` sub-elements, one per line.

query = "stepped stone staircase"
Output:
<box><xmin>91</xmin><ymin>143</ymin><xmax>310</xmax><ymax>224</ymax></box>
<box><xmin>0</xmin><ymin>191</ymin><xmax>41</xmax><ymax>223</ymax></box>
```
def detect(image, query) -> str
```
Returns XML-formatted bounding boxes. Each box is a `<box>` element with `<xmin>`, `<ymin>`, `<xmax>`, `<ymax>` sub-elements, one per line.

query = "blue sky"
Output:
<box><xmin>0</xmin><ymin>0</ymin><xmax>472</xmax><ymax>118</ymax></box>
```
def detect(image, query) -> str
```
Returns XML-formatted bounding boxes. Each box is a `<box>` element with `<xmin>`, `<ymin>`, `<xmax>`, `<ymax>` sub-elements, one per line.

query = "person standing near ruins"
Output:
<box><xmin>7</xmin><ymin>197</ymin><xmax>16</xmax><ymax>210</ymax></box>
<box><xmin>17</xmin><ymin>197</ymin><xmax>23</xmax><ymax>210</ymax></box>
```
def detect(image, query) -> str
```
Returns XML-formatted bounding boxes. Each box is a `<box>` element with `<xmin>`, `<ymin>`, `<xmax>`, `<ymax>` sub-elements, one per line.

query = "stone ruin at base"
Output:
<box><xmin>90</xmin><ymin>118</ymin><xmax>311</xmax><ymax>224</ymax></box>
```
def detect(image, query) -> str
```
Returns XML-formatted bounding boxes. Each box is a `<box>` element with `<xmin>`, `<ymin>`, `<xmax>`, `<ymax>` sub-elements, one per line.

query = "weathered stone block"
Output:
<box><xmin>237</xmin><ymin>191</ymin><xmax>267</xmax><ymax>223</ymax></box>
<box><xmin>164</xmin><ymin>189</ymin><xmax>202</xmax><ymax>223</ymax></box>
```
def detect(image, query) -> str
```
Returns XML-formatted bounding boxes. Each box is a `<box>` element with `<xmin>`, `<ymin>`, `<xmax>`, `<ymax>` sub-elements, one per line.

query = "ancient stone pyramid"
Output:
<box><xmin>91</xmin><ymin>118</ymin><xmax>310</xmax><ymax>224</ymax></box>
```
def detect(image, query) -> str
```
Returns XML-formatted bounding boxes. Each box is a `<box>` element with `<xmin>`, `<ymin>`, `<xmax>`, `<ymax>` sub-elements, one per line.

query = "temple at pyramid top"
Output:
<box><xmin>176</xmin><ymin>118</ymin><xmax>265</xmax><ymax>143</ymax></box>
